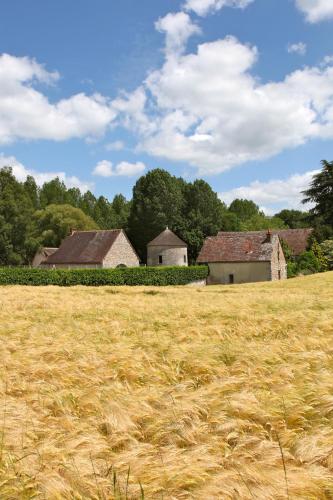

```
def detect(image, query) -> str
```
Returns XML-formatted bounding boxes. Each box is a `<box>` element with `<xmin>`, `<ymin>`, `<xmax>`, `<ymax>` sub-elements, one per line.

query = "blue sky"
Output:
<box><xmin>0</xmin><ymin>0</ymin><xmax>333</xmax><ymax>213</ymax></box>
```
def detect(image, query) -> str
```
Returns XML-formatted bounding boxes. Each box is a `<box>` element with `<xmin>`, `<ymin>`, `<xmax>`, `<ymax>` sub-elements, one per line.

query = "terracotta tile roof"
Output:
<box><xmin>148</xmin><ymin>228</ymin><xmax>187</xmax><ymax>247</ymax></box>
<box><xmin>271</xmin><ymin>228</ymin><xmax>313</xmax><ymax>256</ymax></box>
<box><xmin>45</xmin><ymin>230</ymin><xmax>122</xmax><ymax>265</ymax></box>
<box><xmin>197</xmin><ymin>231</ymin><xmax>279</xmax><ymax>263</ymax></box>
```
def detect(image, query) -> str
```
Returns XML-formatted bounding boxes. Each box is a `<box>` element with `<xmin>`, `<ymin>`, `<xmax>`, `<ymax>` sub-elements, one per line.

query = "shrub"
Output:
<box><xmin>320</xmin><ymin>240</ymin><xmax>333</xmax><ymax>270</ymax></box>
<box><xmin>0</xmin><ymin>266</ymin><xmax>208</xmax><ymax>287</ymax></box>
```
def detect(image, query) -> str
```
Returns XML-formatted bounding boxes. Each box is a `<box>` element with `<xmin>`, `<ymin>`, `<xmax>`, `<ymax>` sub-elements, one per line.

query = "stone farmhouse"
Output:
<box><xmin>197</xmin><ymin>230</ymin><xmax>287</xmax><ymax>285</ymax></box>
<box><xmin>147</xmin><ymin>227</ymin><xmax>188</xmax><ymax>267</ymax></box>
<box><xmin>41</xmin><ymin>229</ymin><xmax>139</xmax><ymax>269</ymax></box>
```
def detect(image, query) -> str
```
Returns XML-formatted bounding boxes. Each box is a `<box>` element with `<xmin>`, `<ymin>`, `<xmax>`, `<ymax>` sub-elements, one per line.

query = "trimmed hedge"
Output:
<box><xmin>0</xmin><ymin>266</ymin><xmax>208</xmax><ymax>287</ymax></box>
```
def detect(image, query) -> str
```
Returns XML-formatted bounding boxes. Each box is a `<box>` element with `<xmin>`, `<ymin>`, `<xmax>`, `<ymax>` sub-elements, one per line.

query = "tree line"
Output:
<box><xmin>0</xmin><ymin>160</ymin><xmax>332</xmax><ymax>266</ymax></box>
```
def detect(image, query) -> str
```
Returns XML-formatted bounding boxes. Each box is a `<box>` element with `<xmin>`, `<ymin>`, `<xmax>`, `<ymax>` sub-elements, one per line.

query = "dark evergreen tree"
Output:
<box><xmin>302</xmin><ymin>160</ymin><xmax>333</xmax><ymax>227</ymax></box>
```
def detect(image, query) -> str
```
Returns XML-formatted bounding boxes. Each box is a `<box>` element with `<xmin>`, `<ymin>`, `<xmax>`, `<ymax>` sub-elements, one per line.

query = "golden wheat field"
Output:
<box><xmin>1</xmin><ymin>273</ymin><xmax>333</xmax><ymax>499</ymax></box>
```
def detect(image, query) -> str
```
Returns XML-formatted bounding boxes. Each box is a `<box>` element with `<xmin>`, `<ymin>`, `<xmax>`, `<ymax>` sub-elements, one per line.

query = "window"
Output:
<box><xmin>158</xmin><ymin>255</ymin><xmax>163</xmax><ymax>264</ymax></box>
<box><xmin>229</xmin><ymin>274</ymin><xmax>234</xmax><ymax>284</ymax></box>
<box><xmin>184</xmin><ymin>255</ymin><xmax>187</xmax><ymax>263</ymax></box>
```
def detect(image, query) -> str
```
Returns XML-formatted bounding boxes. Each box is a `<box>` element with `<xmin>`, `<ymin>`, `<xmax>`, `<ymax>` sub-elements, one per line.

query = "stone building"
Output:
<box><xmin>147</xmin><ymin>227</ymin><xmax>188</xmax><ymax>267</ymax></box>
<box><xmin>32</xmin><ymin>247</ymin><xmax>58</xmax><ymax>268</ymax></box>
<box><xmin>43</xmin><ymin>229</ymin><xmax>140</xmax><ymax>269</ymax></box>
<box><xmin>197</xmin><ymin>230</ymin><xmax>287</xmax><ymax>284</ymax></box>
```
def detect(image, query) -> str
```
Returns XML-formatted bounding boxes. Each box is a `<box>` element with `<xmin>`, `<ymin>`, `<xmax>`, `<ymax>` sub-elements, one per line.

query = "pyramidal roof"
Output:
<box><xmin>147</xmin><ymin>228</ymin><xmax>187</xmax><ymax>247</ymax></box>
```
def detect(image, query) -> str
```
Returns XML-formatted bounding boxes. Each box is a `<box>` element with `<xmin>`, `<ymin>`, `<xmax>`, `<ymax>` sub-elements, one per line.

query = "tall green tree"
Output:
<box><xmin>112</xmin><ymin>194</ymin><xmax>131</xmax><ymax>229</ymax></box>
<box><xmin>128</xmin><ymin>169</ymin><xmax>184</xmax><ymax>260</ymax></box>
<box><xmin>0</xmin><ymin>167</ymin><xmax>37</xmax><ymax>265</ymax></box>
<box><xmin>177</xmin><ymin>179</ymin><xmax>228</xmax><ymax>262</ymax></box>
<box><xmin>39</xmin><ymin>178</ymin><xmax>68</xmax><ymax>207</ymax></box>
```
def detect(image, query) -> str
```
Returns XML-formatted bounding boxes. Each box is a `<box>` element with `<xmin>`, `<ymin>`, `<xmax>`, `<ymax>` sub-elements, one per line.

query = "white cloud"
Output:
<box><xmin>219</xmin><ymin>170</ymin><xmax>319</xmax><ymax>214</ymax></box>
<box><xmin>155</xmin><ymin>12</ymin><xmax>201</xmax><ymax>56</ymax></box>
<box><xmin>105</xmin><ymin>140</ymin><xmax>125</xmax><ymax>151</ymax></box>
<box><xmin>0</xmin><ymin>53</ymin><xmax>116</xmax><ymax>144</ymax></box>
<box><xmin>93</xmin><ymin>160</ymin><xmax>145</xmax><ymax>177</ymax></box>
<box><xmin>287</xmin><ymin>42</ymin><xmax>307</xmax><ymax>55</ymax></box>
<box><xmin>116</xmin><ymin>34</ymin><xmax>333</xmax><ymax>174</ymax></box>
<box><xmin>0</xmin><ymin>154</ymin><xmax>93</xmax><ymax>192</ymax></box>
<box><xmin>184</xmin><ymin>0</ymin><xmax>254</xmax><ymax>16</ymax></box>
<box><xmin>295</xmin><ymin>0</ymin><xmax>333</xmax><ymax>22</ymax></box>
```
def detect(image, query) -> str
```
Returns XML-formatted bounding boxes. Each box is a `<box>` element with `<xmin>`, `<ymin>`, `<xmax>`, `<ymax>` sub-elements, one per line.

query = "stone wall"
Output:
<box><xmin>147</xmin><ymin>246</ymin><xmax>188</xmax><ymax>267</ymax></box>
<box><xmin>270</xmin><ymin>237</ymin><xmax>287</xmax><ymax>281</ymax></box>
<box><xmin>207</xmin><ymin>261</ymin><xmax>271</xmax><ymax>284</ymax></box>
<box><xmin>103</xmin><ymin>230</ymin><xmax>140</xmax><ymax>268</ymax></box>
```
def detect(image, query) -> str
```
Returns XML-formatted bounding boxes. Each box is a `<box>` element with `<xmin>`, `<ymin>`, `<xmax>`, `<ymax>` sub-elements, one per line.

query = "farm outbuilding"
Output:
<box><xmin>43</xmin><ymin>229</ymin><xmax>140</xmax><ymax>269</ymax></box>
<box><xmin>197</xmin><ymin>230</ymin><xmax>287</xmax><ymax>285</ymax></box>
<box><xmin>147</xmin><ymin>228</ymin><xmax>188</xmax><ymax>267</ymax></box>
<box><xmin>32</xmin><ymin>247</ymin><xmax>58</xmax><ymax>268</ymax></box>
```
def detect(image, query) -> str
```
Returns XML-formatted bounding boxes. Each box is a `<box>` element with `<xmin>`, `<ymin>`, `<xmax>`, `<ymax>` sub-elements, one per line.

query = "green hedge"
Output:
<box><xmin>0</xmin><ymin>266</ymin><xmax>208</xmax><ymax>286</ymax></box>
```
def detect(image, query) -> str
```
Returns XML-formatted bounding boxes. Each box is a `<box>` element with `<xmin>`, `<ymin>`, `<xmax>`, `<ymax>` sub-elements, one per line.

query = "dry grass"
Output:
<box><xmin>1</xmin><ymin>273</ymin><xmax>333</xmax><ymax>499</ymax></box>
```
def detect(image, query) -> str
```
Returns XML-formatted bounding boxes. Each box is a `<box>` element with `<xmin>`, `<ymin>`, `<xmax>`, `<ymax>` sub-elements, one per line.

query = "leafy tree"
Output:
<box><xmin>302</xmin><ymin>160</ymin><xmax>333</xmax><ymax>227</ymax></box>
<box><xmin>229</xmin><ymin>199</ymin><xmax>261</xmax><ymax>221</ymax></box>
<box><xmin>177</xmin><ymin>179</ymin><xmax>228</xmax><ymax>262</ymax></box>
<box><xmin>32</xmin><ymin>204</ymin><xmax>99</xmax><ymax>248</ymax></box>
<box><xmin>240</xmin><ymin>214</ymin><xmax>286</xmax><ymax>231</ymax></box>
<box><xmin>79</xmin><ymin>190</ymin><xmax>97</xmax><ymax>219</ymax></box>
<box><xmin>275</xmin><ymin>209</ymin><xmax>309</xmax><ymax>229</ymax></box>
<box><xmin>65</xmin><ymin>187</ymin><xmax>82</xmax><ymax>208</ymax></box>
<box><xmin>39</xmin><ymin>178</ymin><xmax>68</xmax><ymax>207</ymax></box>
<box><xmin>0</xmin><ymin>167</ymin><xmax>37</xmax><ymax>265</ymax></box>
<box><xmin>24</xmin><ymin>175</ymin><xmax>39</xmax><ymax>210</ymax></box>
<box><xmin>128</xmin><ymin>169</ymin><xmax>184</xmax><ymax>260</ymax></box>
<box><xmin>112</xmin><ymin>194</ymin><xmax>131</xmax><ymax>229</ymax></box>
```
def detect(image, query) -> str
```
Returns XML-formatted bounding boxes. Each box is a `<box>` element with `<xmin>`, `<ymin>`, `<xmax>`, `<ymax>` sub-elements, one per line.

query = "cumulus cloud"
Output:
<box><xmin>184</xmin><ymin>0</ymin><xmax>254</xmax><ymax>16</ymax></box>
<box><xmin>0</xmin><ymin>53</ymin><xmax>116</xmax><ymax>144</ymax></box>
<box><xmin>0</xmin><ymin>154</ymin><xmax>93</xmax><ymax>192</ymax></box>
<box><xmin>93</xmin><ymin>160</ymin><xmax>145</xmax><ymax>177</ymax></box>
<box><xmin>295</xmin><ymin>0</ymin><xmax>333</xmax><ymax>23</ymax></box>
<box><xmin>116</xmin><ymin>33</ymin><xmax>333</xmax><ymax>174</ymax></box>
<box><xmin>287</xmin><ymin>42</ymin><xmax>307</xmax><ymax>55</ymax></box>
<box><xmin>220</xmin><ymin>170</ymin><xmax>319</xmax><ymax>213</ymax></box>
<box><xmin>155</xmin><ymin>12</ymin><xmax>201</xmax><ymax>55</ymax></box>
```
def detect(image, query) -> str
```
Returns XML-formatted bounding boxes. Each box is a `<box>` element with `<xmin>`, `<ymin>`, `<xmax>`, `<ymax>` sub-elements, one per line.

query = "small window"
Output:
<box><xmin>229</xmin><ymin>274</ymin><xmax>234</xmax><ymax>284</ymax></box>
<box><xmin>158</xmin><ymin>255</ymin><xmax>163</xmax><ymax>264</ymax></box>
<box><xmin>184</xmin><ymin>255</ymin><xmax>187</xmax><ymax>263</ymax></box>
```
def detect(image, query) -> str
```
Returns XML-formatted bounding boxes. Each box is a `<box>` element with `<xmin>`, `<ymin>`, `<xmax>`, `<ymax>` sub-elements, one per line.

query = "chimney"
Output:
<box><xmin>265</xmin><ymin>229</ymin><xmax>272</xmax><ymax>243</ymax></box>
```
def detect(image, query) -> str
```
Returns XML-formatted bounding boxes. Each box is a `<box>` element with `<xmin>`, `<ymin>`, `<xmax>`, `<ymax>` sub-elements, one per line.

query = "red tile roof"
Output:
<box><xmin>271</xmin><ymin>229</ymin><xmax>313</xmax><ymax>256</ymax></box>
<box><xmin>197</xmin><ymin>231</ymin><xmax>279</xmax><ymax>263</ymax></box>
<box><xmin>148</xmin><ymin>228</ymin><xmax>187</xmax><ymax>247</ymax></box>
<box><xmin>217</xmin><ymin>229</ymin><xmax>312</xmax><ymax>256</ymax></box>
<box><xmin>45</xmin><ymin>230</ymin><xmax>122</xmax><ymax>265</ymax></box>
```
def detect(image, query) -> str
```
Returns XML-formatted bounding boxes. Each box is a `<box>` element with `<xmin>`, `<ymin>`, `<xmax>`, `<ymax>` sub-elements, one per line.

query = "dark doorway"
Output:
<box><xmin>158</xmin><ymin>255</ymin><xmax>163</xmax><ymax>264</ymax></box>
<box><xmin>229</xmin><ymin>274</ymin><xmax>234</xmax><ymax>284</ymax></box>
